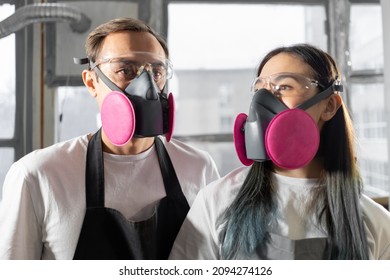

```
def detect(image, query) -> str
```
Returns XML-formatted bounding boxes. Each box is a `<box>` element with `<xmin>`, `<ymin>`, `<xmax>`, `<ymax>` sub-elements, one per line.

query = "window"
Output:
<box><xmin>0</xmin><ymin>4</ymin><xmax>15</xmax><ymax>194</ymax></box>
<box><xmin>348</xmin><ymin>3</ymin><xmax>388</xmax><ymax>198</ymax></box>
<box><xmin>56</xmin><ymin>86</ymin><xmax>99</xmax><ymax>142</ymax></box>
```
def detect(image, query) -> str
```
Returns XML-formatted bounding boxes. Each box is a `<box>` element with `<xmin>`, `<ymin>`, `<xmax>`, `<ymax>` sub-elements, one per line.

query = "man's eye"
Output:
<box><xmin>122</xmin><ymin>67</ymin><xmax>134</xmax><ymax>75</ymax></box>
<box><xmin>152</xmin><ymin>70</ymin><xmax>163</xmax><ymax>78</ymax></box>
<box><xmin>115</xmin><ymin>66</ymin><xmax>136</xmax><ymax>77</ymax></box>
<box><xmin>152</xmin><ymin>66</ymin><xmax>166</xmax><ymax>79</ymax></box>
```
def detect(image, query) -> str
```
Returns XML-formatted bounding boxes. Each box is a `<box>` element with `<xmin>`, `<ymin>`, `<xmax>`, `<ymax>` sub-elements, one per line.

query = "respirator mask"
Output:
<box><xmin>74</xmin><ymin>52</ymin><xmax>175</xmax><ymax>146</ymax></box>
<box><xmin>233</xmin><ymin>72</ymin><xmax>342</xmax><ymax>169</ymax></box>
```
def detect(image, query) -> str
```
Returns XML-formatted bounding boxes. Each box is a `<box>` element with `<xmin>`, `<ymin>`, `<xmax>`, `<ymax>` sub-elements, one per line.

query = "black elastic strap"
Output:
<box><xmin>92</xmin><ymin>64</ymin><xmax>123</xmax><ymax>93</ymax></box>
<box><xmin>297</xmin><ymin>83</ymin><xmax>343</xmax><ymax>111</ymax></box>
<box><xmin>85</xmin><ymin>129</ymin><xmax>105</xmax><ymax>208</ymax></box>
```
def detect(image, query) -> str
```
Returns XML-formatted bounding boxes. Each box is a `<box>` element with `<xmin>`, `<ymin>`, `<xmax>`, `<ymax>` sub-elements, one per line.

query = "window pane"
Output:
<box><xmin>349</xmin><ymin>3</ymin><xmax>388</xmax><ymax>200</ymax></box>
<box><xmin>56</xmin><ymin>87</ymin><xmax>99</xmax><ymax>142</ymax></box>
<box><xmin>0</xmin><ymin>4</ymin><xmax>15</xmax><ymax>139</ymax></box>
<box><xmin>0</xmin><ymin>148</ymin><xmax>14</xmax><ymax>200</ymax></box>
<box><xmin>349</xmin><ymin>4</ymin><xmax>383</xmax><ymax>71</ymax></box>
<box><xmin>168</xmin><ymin>3</ymin><xmax>326</xmax><ymax>175</ymax></box>
<box><xmin>350</xmin><ymin>82</ymin><xmax>389</xmax><ymax>197</ymax></box>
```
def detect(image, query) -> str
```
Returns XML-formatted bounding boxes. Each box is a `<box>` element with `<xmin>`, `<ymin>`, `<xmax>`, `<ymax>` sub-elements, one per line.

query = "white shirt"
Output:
<box><xmin>169</xmin><ymin>166</ymin><xmax>390</xmax><ymax>259</ymax></box>
<box><xmin>0</xmin><ymin>135</ymin><xmax>220</xmax><ymax>259</ymax></box>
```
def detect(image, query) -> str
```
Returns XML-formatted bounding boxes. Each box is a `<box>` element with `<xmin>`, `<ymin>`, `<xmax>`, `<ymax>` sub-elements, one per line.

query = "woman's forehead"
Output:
<box><xmin>260</xmin><ymin>53</ymin><xmax>314</xmax><ymax>77</ymax></box>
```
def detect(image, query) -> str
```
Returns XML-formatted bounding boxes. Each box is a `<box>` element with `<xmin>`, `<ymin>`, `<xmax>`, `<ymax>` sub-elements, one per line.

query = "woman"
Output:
<box><xmin>169</xmin><ymin>44</ymin><xmax>390</xmax><ymax>260</ymax></box>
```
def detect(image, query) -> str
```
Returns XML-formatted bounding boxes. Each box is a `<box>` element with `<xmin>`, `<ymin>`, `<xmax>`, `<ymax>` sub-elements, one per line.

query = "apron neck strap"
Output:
<box><xmin>154</xmin><ymin>137</ymin><xmax>182</xmax><ymax>200</ymax></box>
<box><xmin>85</xmin><ymin>129</ymin><xmax>105</xmax><ymax>208</ymax></box>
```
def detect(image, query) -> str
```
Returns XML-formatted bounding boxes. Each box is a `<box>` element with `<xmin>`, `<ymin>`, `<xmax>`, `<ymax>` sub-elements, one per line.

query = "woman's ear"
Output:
<box><xmin>82</xmin><ymin>69</ymin><xmax>98</xmax><ymax>98</ymax></box>
<box><xmin>321</xmin><ymin>93</ymin><xmax>342</xmax><ymax>121</ymax></box>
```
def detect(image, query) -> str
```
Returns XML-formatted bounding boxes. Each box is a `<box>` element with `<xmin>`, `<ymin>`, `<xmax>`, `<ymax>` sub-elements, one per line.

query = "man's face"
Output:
<box><xmin>90</xmin><ymin>31</ymin><xmax>167</xmax><ymax>109</ymax></box>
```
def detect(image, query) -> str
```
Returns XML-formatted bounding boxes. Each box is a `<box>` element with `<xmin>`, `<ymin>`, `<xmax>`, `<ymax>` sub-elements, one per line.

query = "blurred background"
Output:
<box><xmin>0</xmin><ymin>0</ymin><xmax>389</xmax><ymax>209</ymax></box>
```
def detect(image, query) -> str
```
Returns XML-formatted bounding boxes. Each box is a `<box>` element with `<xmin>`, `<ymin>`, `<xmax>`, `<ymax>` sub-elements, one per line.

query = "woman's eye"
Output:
<box><xmin>273</xmin><ymin>91</ymin><xmax>282</xmax><ymax>98</ymax></box>
<box><xmin>272</xmin><ymin>84</ymin><xmax>294</xmax><ymax>98</ymax></box>
<box><xmin>272</xmin><ymin>84</ymin><xmax>289</xmax><ymax>94</ymax></box>
<box><xmin>277</xmin><ymin>84</ymin><xmax>293</xmax><ymax>91</ymax></box>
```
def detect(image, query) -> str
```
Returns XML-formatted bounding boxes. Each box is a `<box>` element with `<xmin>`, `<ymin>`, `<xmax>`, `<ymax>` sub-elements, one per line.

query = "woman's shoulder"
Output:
<box><xmin>210</xmin><ymin>165</ymin><xmax>249</xmax><ymax>187</ymax></box>
<box><xmin>200</xmin><ymin>166</ymin><xmax>250</xmax><ymax>202</ymax></box>
<box><xmin>360</xmin><ymin>194</ymin><xmax>390</xmax><ymax>259</ymax></box>
<box><xmin>361</xmin><ymin>194</ymin><xmax>390</xmax><ymax>219</ymax></box>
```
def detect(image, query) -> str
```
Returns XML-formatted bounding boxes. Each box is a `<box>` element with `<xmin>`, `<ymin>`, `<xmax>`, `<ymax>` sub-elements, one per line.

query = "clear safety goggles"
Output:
<box><xmin>251</xmin><ymin>72</ymin><xmax>324</xmax><ymax>98</ymax></box>
<box><xmin>91</xmin><ymin>51</ymin><xmax>173</xmax><ymax>88</ymax></box>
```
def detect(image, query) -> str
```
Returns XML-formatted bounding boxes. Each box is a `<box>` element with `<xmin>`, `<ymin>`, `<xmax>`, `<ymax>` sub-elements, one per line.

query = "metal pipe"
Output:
<box><xmin>0</xmin><ymin>3</ymin><xmax>91</xmax><ymax>39</ymax></box>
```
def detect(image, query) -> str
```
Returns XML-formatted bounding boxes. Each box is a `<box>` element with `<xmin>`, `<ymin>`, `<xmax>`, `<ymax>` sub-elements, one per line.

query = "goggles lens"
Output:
<box><xmin>93</xmin><ymin>52</ymin><xmax>173</xmax><ymax>88</ymax></box>
<box><xmin>251</xmin><ymin>72</ymin><xmax>322</xmax><ymax>97</ymax></box>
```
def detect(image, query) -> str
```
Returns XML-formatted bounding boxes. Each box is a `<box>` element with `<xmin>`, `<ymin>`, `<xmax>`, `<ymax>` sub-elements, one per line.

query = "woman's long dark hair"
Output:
<box><xmin>219</xmin><ymin>44</ymin><xmax>369</xmax><ymax>259</ymax></box>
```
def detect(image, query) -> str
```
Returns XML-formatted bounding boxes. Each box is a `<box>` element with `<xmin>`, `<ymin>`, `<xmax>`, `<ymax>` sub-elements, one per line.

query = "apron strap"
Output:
<box><xmin>155</xmin><ymin>137</ymin><xmax>190</xmax><ymax>259</ymax></box>
<box><xmin>85</xmin><ymin>129</ymin><xmax>104</xmax><ymax>208</ymax></box>
<box><xmin>155</xmin><ymin>137</ymin><xmax>186</xmax><ymax>201</ymax></box>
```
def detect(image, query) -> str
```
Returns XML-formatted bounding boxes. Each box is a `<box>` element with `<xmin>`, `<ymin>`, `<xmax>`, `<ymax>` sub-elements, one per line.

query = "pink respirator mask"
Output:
<box><xmin>234</xmin><ymin>80</ymin><xmax>342</xmax><ymax>169</ymax></box>
<box><xmin>74</xmin><ymin>55</ymin><xmax>175</xmax><ymax>146</ymax></box>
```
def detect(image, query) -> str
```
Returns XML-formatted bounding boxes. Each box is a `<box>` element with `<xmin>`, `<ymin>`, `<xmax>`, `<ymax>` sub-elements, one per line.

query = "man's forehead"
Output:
<box><xmin>96</xmin><ymin>51</ymin><xmax>167</xmax><ymax>63</ymax></box>
<box><xmin>99</xmin><ymin>31</ymin><xmax>166</xmax><ymax>58</ymax></box>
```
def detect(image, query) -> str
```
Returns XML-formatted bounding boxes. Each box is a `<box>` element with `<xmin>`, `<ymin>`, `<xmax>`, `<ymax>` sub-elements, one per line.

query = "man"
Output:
<box><xmin>0</xmin><ymin>17</ymin><xmax>220</xmax><ymax>259</ymax></box>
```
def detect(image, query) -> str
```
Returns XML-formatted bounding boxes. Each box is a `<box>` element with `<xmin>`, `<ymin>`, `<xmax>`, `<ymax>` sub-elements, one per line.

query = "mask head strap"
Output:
<box><xmin>74</xmin><ymin>57</ymin><xmax>123</xmax><ymax>93</ymax></box>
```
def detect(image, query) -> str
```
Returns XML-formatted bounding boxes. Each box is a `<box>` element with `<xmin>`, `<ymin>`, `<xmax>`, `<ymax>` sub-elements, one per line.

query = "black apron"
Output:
<box><xmin>73</xmin><ymin>130</ymin><xmax>189</xmax><ymax>260</ymax></box>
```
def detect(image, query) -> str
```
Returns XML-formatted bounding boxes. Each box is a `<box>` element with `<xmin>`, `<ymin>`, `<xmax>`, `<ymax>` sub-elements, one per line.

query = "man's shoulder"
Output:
<box><xmin>159</xmin><ymin>136</ymin><xmax>221</xmax><ymax>182</ymax></box>
<box><xmin>160</xmin><ymin>136</ymin><xmax>211</xmax><ymax>161</ymax></box>
<box><xmin>15</xmin><ymin>135</ymin><xmax>89</xmax><ymax>172</ymax></box>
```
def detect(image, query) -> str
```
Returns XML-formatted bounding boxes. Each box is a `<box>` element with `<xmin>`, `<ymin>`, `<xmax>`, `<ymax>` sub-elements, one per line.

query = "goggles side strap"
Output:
<box><xmin>297</xmin><ymin>83</ymin><xmax>343</xmax><ymax>111</ymax></box>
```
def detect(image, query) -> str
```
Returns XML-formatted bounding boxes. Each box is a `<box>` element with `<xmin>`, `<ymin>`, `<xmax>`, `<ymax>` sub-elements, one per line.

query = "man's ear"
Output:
<box><xmin>321</xmin><ymin>93</ymin><xmax>342</xmax><ymax>121</ymax></box>
<box><xmin>82</xmin><ymin>69</ymin><xmax>98</xmax><ymax>98</ymax></box>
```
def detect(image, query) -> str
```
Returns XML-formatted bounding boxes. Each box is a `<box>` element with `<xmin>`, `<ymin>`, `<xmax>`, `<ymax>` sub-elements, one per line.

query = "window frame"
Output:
<box><xmin>0</xmin><ymin>0</ymin><xmax>33</xmax><ymax>160</ymax></box>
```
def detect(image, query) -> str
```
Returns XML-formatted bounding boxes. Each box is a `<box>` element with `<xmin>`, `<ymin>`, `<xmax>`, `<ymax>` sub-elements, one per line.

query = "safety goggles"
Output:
<box><xmin>91</xmin><ymin>51</ymin><xmax>173</xmax><ymax>88</ymax></box>
<box><xmin>251</xmin><ymin>72</ymin><xmax>324</xmax><ymax>98</ymax></box>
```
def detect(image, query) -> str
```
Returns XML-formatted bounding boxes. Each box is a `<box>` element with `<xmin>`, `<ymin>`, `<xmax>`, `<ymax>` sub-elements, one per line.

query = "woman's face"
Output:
<box><xmin>258</xmin><ymin>52</ymin><xmax>329</xmax><ymax>127</ymax></box>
